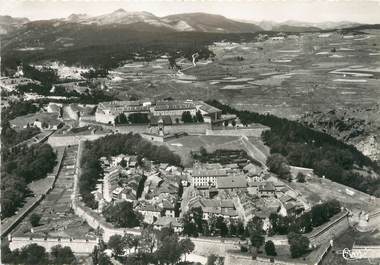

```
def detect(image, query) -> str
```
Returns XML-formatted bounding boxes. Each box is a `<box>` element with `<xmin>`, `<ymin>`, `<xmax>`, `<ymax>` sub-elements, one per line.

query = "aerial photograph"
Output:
<box><xmin>0</xmin><ymin>0</ymin><xmax>379</xmax><ymax>264</ymax></box>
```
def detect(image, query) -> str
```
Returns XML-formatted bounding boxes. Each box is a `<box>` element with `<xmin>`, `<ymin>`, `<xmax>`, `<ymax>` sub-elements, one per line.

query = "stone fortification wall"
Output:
<box><xmin>72</xmin><ymin>200</ymin><xmax>141</xmax><ymax>242</ymax></box>
<box><xmin>307</xmin><ymin>211</ymin><xmax>349</xmax><ymax>246</ymax></box>
<box><xmin>48</xmin><ymin>134</ymin><xmax>108</xmax><ymax>147</ymax></box>
<box><xmin>79</xmin><ymin>120</ymin><xmax>211</xmax><ymax>135</ymax></box>
<box><xmin>9</xmin><ymin>236</ymin><xmax>98</xmax><ymax>254</ymax></box>
<box><xmin>2</xmin><ymin>148</ymin><xmax>65</xmax><ymax>238</ymax></box>
<box><xmin>225</xmin><ymin>254</ymin><xmax>308</xmax><ymax>265</ymax></box>
<box><xmin>206</xmin><ymin>127</ymin><xmax>269</xmax><ymax>137</ymax></box>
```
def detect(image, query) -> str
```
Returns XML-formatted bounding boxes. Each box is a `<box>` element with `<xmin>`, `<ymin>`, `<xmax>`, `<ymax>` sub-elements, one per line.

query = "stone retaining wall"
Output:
<box><xmin>9</xmin><ymin>236</ymin><xmax>98</xmax><ymax>254</ymax></box>
<box><xmin>206</xmin><ymin>127</ymin><xmax>269</xmax><ymax>137</ymax></box>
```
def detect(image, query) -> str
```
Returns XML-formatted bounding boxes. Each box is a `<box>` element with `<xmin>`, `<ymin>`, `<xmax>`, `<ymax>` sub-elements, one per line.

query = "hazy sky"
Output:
<box><xmin>1</xmin><ymin>0</ymin><xmax>380</xmax><ymax>24</ymax></box>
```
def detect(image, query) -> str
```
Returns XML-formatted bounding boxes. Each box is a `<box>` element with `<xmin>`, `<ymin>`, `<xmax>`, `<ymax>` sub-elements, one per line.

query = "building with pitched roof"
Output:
<box><xmin>258</xmin><ymin>182</ymin><xmax>276</xmax><ymax>197</ymax></box>
<box><xmin>216</xmin><ymin>175</ymin><xmax>247</xmax><ymax>190</ymax></box>
<box><xmin>188</xmin><ymin>197</ymin><xmax>238</xmax><ymax>220</ymax></box>
<box><xmin>94</xmin><ymin>99</ymin><xmax>226</xmax><ymax>125</ymax></box>
<box><xmin>137</xmin><ymin>204</ymin><xmax>162</xmax><ymax>224</ymax></box>
<box><xmin>192</xmin><ymin>168</ymin><xmax>228</xmax><ymax>188</ymax></box>
<box><xmin>154</xmin><ymin>216</ymin><xmax>183</xmax><ymax>233</ymax></box>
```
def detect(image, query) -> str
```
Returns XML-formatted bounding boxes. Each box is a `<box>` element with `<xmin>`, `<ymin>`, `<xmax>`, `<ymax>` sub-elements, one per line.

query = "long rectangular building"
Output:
<box><xmin>95</xmin><ymin>99</ymin><xmax>223</xmax><ymax>125</ymax></box>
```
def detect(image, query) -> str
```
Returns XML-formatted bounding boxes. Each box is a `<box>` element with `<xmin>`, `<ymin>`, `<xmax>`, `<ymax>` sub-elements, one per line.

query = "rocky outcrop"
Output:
<box><xmin>299</xmin><ymin>104</ymin><xmax>380</xmax><ymax>162</ymax></box>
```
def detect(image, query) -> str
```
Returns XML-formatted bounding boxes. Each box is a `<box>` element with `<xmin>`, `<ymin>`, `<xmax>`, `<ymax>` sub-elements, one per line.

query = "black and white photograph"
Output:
<box><xmin>1</xmin><ymin>0</ymin><xmax>380</xmax><ymax>264</ymax></box>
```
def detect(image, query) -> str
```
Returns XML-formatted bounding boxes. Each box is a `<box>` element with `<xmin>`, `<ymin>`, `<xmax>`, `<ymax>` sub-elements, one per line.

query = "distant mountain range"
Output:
<box><xmin>250</xmin><ymin>20</ymin><xmax>363</xmax><ymax>31</ymax></box>
<box><xmin>0</xmin><ymin>15</ymin><xmax>29</xmax><ymax>34</ymax></box>
<box><xmin>0</xmin><ymin>9</ymin><xmax>370</xmax><ymax>35</ymax></box>
<box><xmin>62</xmin><ymin>9</ymin><xmax>262</xmax><ymax>33</ymax></box>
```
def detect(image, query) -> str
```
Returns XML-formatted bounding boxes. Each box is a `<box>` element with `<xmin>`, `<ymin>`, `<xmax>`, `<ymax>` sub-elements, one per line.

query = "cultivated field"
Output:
<box><xmin>107</xmin><ymin>30</ymin><xmax>380</xmax><ymax>121</ymax></box>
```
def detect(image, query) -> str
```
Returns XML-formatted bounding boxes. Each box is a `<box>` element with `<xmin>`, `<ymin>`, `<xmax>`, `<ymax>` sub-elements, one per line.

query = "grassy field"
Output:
<box><xmin>164</xmin><ymin>135</ymin><xmax>268</xmax><ymax>166</ymax></box>
<box><xmin>289</xmin><ymin>177</ymin><xmax>379</xmax><ymax>212</ymax></box>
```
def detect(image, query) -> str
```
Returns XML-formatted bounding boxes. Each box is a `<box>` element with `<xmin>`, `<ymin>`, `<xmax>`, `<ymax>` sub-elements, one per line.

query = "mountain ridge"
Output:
<box><xmin>2</xmin><ymin>11</ymin><xmax>376</xmax><ymax>35</ymax></box>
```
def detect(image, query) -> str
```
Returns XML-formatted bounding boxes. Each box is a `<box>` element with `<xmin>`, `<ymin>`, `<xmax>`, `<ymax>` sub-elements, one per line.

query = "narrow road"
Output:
<box><xmin>240</xmin><ymin>135</ymin><xmax>268</xmax><ymax>166</ymax></box>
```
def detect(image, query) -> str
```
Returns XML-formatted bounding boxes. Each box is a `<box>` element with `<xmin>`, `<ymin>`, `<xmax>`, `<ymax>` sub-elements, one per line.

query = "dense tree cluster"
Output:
<box><xmin>104</xmin><ymin>227</ymin><xmax>195</xmax><ymax>265</ymax></box>
<box><xmin>1</xmin><ymin>143</ymin><xmax>57</xmax><ymax>218</ymax></box>
<box><xmin>15</xmin><ymin>82</ymin><xmax>116</xmax><ymax>104</ymax></box>
<box><xmin>103</xmin><ymin>201</ymin><xmax>143</xmax><ymax>228</ymax></box>
<box><xmin>269</xmin><ymin>200</ymin><xmax>341</xmax><ymax>235</ymax></box>
<box><xmin>22</xmin><ymin>64</ymin><xmax>59</xmax><ymax>85</ymax></box>
<box><xmin>79</xmin><ymin>133</ymin><xmax>181</xmax><ymax>208</ymax></box>
<box><xmin>115</xmin><ymin>113</ymin><xmax>150</xmax><ymax>125</ymax></box>
<box><xmin>1</xmin><ymin>101</ymin><xmax>40</xmax><ymax>127</ymax></box>
<box><xmin>206</xmin><ymin>100</ymin><xmax>380</xmax><ymax>196</ymax></box>
<box><xmin>182</xmin><ymin>207</ymin><xmax>246</xmax><ymax>238</ymax></box>
<box><xmin>181</xmin><ymin>110</ymin><xmax>204</xmax><ymax>123</ymax></box>
<box><xmin>2</xmin><ymin>123</ymin><xmax>41</xmax><ymax>148</ymax></box>
<box><xmin>16</xmin><ymin>83</ymin><xmax>82</xmax><ymax>98</ymax></box>
<box><xmin>1</xmin><ymin>244</ymin><xmax>75</xmax><ymax>265</ymax></box>
<box><xmin>2</xmin><ymin>26</ymin><xmax>235</xmax><ymax>72</ymax></box>
<box><xmin>10</xmin><ymin>64</ymin><xmax>116</xmax><ymax>104</ymax></box>
<box><xmin>266</xmin><ymin>153</ymin><xmax>291</xmax><ymax>181</ymax></box>
<box><xmin>288</xmin><ymin>232</ymin><xmax>310</xmax><ymax>258</ymax></box>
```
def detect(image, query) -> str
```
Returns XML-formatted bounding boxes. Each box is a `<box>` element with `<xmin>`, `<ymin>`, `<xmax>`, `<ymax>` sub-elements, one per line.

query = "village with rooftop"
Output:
<box><xmin>1</xmin><ymin>8</ymin><xmax>380</xmax><ymax>265</ymax></box>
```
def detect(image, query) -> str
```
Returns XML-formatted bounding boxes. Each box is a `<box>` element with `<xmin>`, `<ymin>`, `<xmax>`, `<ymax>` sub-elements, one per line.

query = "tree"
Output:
<box><xmin>123</xmin><ymin>234</ymin><xmax>141</xmax><ymax>253</ymax></box>
<box><xmin>311</xmin><ymin>204</ymin><xmax>329</xmax><ymax>227</ymax></box>
<box><xmin>29</xmin><ymin>213</ymin><xmax>41</xmax><ymax>227</ymax></box>
<box><xmin>224</xmin><ymin>120</ymin><xmax>229</xmax><ymax>127</ymax></box>
<box><xmin>215</xmin><ymin>216</ymin><xmax>228</xmax><ymax>237</ymax></box>
<box><xmin>103</xmin><ymin>201</ymin><xmax>142</xmax><ymax>228</ymax></box>
<box><xmin>199</xmin><ymin>146</ymin><xmax>208</xmax><ymax>157</ymax></box>
<box><xmin>267</xmin><ymin>154</ymin><xmax>291</xmax><ymax>181</ymax></box>
<box><xmin>231</xmin><ymin>120</ymin><xmax>236</xmax><ymax>127</ymax></box>
<box><xmin>138</xmin><ymin>227</ymin><xmax>156</xmax><ymax>254</ymax></box>
<box><xmin>326</xmin><ymin>199</ymin><xmax>341</xmax><ymax>216</ymax></box>
<box><xmin>50</xmin><ymin>245</ymin><xmax>76</xmax><ymax>264</ymax></box>
<box><xmin>128</xmin><ymin>113</ymin><xmax>149</xmax><ymax>124</ymax></box>
<box><xmin>156</xmin><ymin>234</ymin><xmax>183</xmax><ymax>265</ymax></box>
<box><xmin>264</xmin><ymin>241</ymin><xmax>276</xmax><ymax>256</ymax></box>
<box><xmin>183</xmin><ymin>212</ymin><xmax>198</xmax><ymax>237</ymax></box>
<box><xmin>1</xmin><ymin>245</ymin><xmax>18</xmax><ymax>264</ymax></box>
<box><xmin>181</xmin><ymin>111</ymin><xmax>193</xmax><ymax>123</ymax></box>
<box><xmin>98</xmin><ymin>253</ymin><xmax>113</xmax><ymax>265</ymax></box>
<box><xmin>288</xmin><ymin>232</ymin><xmax>310</xmax><ymax>258</ymax></box>
<box><xmin>179</xmin><ymin>238</ymin><xmax>195</xmax><ymax>261</ymax></box>
<box><xmin>195</xmin><ymin>110</ymin><xmax>204</xmax><ymax>123</ymax></box>
<box><xmin>108</xmin><ymin>234</ymin><xmax>125</xmax><ymax>257</ymax></box>
<box><xmin>290</xmin><ymin>212</ymin><xmax>312</xmax><ymax>234</ymax></box>
<box><xmin>246</xmin><ymin>216</ymin><xmax>264</xmax><ymax>235</ymax></box>
<box><xmin>250</xmin><ymin>230</ymin><xmax>265</xmax><ymax>252</ymax></box>
<box><xmin>297</xmin><ymin>172</ymin><xmax>306</xmax><ymax>183</ymax></box>
<box><xmin>92</xmin><ymin>246</ymin><xmax>100</xmax><ymax>265</ymax></box>
<box><xmin>206</xmin><ymin>254</ymin><xmax>218</xmax><ymax>265</ymax></box>
<box><xmin>115</xmin><ymin>113</ymin><xmax>129</xmax><ymax>124</ymax></box>
<box><xmin>19</xmin><ymin>244</ymin><xmax>48</xmax><ymax>265</ymax></box>
<box><xmin>269</xmin><ymin>213</ymin><xmax>292</xmax><ymax>235</ymax></box>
